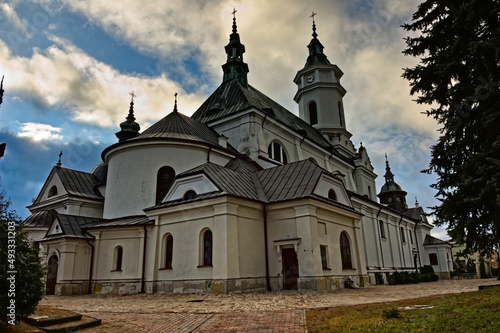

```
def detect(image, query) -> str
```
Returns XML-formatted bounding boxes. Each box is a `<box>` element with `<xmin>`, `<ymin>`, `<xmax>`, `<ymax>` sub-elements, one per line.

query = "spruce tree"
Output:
<box><xmin>402</xmin><ymin>0</ymin><xmax>500</xmax><ymax>254</ymax></box>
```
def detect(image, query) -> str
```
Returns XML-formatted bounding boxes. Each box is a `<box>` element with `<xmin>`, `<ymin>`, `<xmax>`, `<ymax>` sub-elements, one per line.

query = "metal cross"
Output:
<box><xmin>310</xmin><ymin>11</ymin><xmax>317</xmax><ymax>22</ymax></box>
<box><xmin>232</xmin><ymin>8</ymin><xmax>237</xmax><ymax>18</ymax></box>
<box><xmin>129</xmin><ymin>91</ymin><xmax>136</xmax><ymax>102</ymax></box>
<box><xmin>57</xmin><ymin>151</ymin><xmax>63</xmax><ymax>167</ymax></box>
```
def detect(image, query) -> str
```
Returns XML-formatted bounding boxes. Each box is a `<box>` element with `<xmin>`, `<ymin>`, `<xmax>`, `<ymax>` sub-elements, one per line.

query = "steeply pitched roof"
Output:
<box><xmin>256</xmin><ymin>159</ymin><xmax>323</xmax><ymax>202</ymax></box>
<box><xmin>84</xmin><ymin>215</ymin><xmax>153</xmax><ymax>228</ymax></box>
<box><xmin>55</xmin><ymin>167</ymin><xmax>102</xmax><ymax>200</ymax></box>
<box><xmin>150</xmin><ymin>159</ymin><xmax>358</xmax><ymax>215</ymax></box>
<box><xmin>41</xmin><ymin>214</ymin><xmax>102</xmax><ymax>241</ymax></box>
<box><xmin>23</xmin><ymin>210</ymin><xmax>58</xmax><ymax>228</ymax></box>
<box><xmin>131</xmin><ymin>110</ymin><xmax>221</xmax><ymax>146</ymax></box>
<box><xmin>191</xmin><ymin>79</ymin><xmax>340</xmax><ymax>157</ymax></box>
<box><xmin>424</xmin><ymin>234</ymin><xmax>452</xmax><ymax>246</ymax></box>
<box><xmin>178</xmin><ymin>162</ymin><xmax>260</xmax><ymax>201</ymax></box>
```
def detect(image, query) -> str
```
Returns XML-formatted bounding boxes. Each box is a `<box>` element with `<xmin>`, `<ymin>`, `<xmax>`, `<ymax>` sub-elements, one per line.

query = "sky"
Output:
<box><xmin>0</xmin><ymin>0</ymin><xmax>448</xmax><ymax>239</ymax></box>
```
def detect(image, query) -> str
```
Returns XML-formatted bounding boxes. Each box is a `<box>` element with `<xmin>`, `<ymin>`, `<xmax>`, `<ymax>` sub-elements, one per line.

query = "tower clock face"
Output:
<box><xmin>306</xmin><ymin>74</ymin><xmax>315</xmax><ymax>83</ymax></box>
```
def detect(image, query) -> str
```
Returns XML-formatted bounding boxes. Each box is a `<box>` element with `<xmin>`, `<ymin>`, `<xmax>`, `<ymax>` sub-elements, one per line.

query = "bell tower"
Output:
<box><xmin>222</xmin><ymin>9</ymin><xmax>249</xmax><ymax>87</ymax></box>
<box><xmin>293</xmin><ymin>13</ymin><xmax>353</xmax><ymax>156</ymax></box>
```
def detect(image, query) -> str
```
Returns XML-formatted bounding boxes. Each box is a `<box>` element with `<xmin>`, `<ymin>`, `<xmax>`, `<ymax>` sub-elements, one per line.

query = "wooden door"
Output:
<box><xmin>46</xmin><ymin>255</ymin><xmax>58</xmax><ymax>295</ymax></box>
<box><xmin>282</xmin><ymin>248</ymin><xmax>299</xmax><ymax>290</ymax></box>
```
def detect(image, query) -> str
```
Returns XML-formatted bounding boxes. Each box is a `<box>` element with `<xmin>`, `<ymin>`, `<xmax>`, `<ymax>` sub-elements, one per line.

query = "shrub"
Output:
<box><xmin>410</xmin><ymin>272</ymin><xmax>421</xmax><ymax>283</ymax></box>
<box><xmin>420</xmin><ymin>265</ymin><xmax>435</xmax><ymax>275</ymax></box>
<box><xmin>375</xmin><ymin>272</ymin><xmax>384</xmax><ymax>285</ymax></box>
<box><xmin>382</xmin><ymin>308</ymin><xmax>400</xmax><ymax>319</ymax></box>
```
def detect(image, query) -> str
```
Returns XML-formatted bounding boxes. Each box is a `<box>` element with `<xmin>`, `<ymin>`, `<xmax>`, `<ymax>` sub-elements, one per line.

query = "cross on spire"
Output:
<box><xmin>310</xmin><ymin>11</ymin><xmax>318</xmax><ymax>38</ymax></box>
<box><xmin>173</xmin><ymin>92</ymin><xmax>178</xmax><ymax>112</ymax></box>
<box><xmin>232</xmin><ymin>8</ymin><xmax>237</xmax><ymax>18</ymax></box>
<box><xmin>129</xmin><ymin>90</ymin><xmax>136</xmax><ymax>103</ymax></box>
<box><xmin>310</xmin><ymin>11</ymin><xmax>317</xmax><ymax>22</ymax></box>
<box><xmin>56</xmin><ymin>151</ymin><xmax>63</xmax><ymax>167</ymax></box>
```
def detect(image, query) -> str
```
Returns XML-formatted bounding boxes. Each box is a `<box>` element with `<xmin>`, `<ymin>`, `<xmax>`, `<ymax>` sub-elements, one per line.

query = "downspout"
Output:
<box><xmin>86</xmin><ymin>239</ymin><xmax>95</xmax><ymax>294</ymax></box>
<box><xmin>263</xmin><ymin>204</ymin><xmax>271</xmax><ymax>291</ymax></box>
<box><xmin>375</xmin><ymin>207</ymin><xmax>384</xmax><ymax>268</ymax></box>
<box><xmin>414</xmin><ymin>221</ymin><xmax>422</xmax><ymax>270</ymax></box>
<box><xmin>261</xmin><ymin>114</ymin><xmax>268</xmax><ymax>130</ymax></box>
<box><xmin>207</xmin><ymin>147</ymin><xmax>212</xmax><ymax>163</ymax></box>
<box><xmin>398</xmin><ymin>215</ymin><xmax>405</xmax><ymax>269</ymax></box>
<box><xmin>141</xmin><ymin>224</ymin><xmax>148</xmax><ymax>293</ymax></box>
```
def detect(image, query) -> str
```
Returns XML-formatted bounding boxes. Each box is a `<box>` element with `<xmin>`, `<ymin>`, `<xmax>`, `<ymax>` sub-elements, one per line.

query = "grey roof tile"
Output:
<box><xmin>55</xmin><ymin>167</ymin><xmax>102</xmax><ymax>200</ymax></box>
<box><xmin>23</xmin><ymin>210</ymin><xmax>58</xmax><ymax>228</ymax></box>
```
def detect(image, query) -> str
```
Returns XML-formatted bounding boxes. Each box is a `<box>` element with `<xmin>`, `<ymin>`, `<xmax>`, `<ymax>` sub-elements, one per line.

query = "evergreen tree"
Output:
<box><xmin>402</xmin><ymin>0</ymin><xmax>500</xmax><ymax>255</ymax></box>
<box><xmin>0</xmin><ymin>185</ymin><xmax>45</xmax><ymax>324</ymax></box>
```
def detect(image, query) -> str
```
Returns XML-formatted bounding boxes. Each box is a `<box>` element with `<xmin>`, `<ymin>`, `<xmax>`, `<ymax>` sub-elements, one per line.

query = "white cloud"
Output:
<box><xmin>17</xmin><ymin>122</ymin><xmax>63</xmax><ymax>142</ymax></box>
<box><xmin>0</xmin><ymin>2</ymin><xmax>27</xmax><ymax>32</ymax></box>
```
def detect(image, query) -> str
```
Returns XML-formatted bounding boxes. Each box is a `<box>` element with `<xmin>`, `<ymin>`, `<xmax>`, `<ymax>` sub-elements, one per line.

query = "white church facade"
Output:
<box><xmin>23</xmin><ymin>16</ymin><xmax>452</xmax><ymax>295</ymax></box>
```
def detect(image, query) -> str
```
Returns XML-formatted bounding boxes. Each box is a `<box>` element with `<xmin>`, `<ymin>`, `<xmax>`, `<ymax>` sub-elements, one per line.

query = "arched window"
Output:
<box><xmin>164</xmin><ymin>234</ymin><xmax>173</xmax><ymax>269</ymax></box>
<box><xmin>203</xmin><ymin>230</ymin><xmax>213</xmax><ymax>266</ymax></box>
<box><xmin>48</xmin><ymin>186</ymin><xmax>58</xmax><ymax>197</ymax></box>
<box><xmin>309</xmin><ymin>102</ymin><xmax>318</xmax><ymax>125</ymax></box>
<box><xmin>338</xmin><ymin>101</ymin><xmax>344</xmax><ymax>127</ymax></box>
<box><xmin>340</xmin><ymin>232</ymin><xmax>352</xmax><ymax>269</ymax></box>
<box><xmin>113</xmin><ymin>246</ymin><xmax>123</xmax><ymax>271</ymax></box>
<box><xmin>183</xmin><ymin>190</ymin><xmax>197</xmax><ymax>200</ymax></box>
<box><xmin>156</xmin><ymin>166</ymin><xmax>175</xmax><ymax>204</ymax></box>
<box><xmin>268</xmin><ymin>141</ymin><xmax>288</xmax><ymax>164</ymax></box>
<box><xmin>328</xmin><ymin>189</ymin><xmax>337</xmax><ymax>201</ymax></box>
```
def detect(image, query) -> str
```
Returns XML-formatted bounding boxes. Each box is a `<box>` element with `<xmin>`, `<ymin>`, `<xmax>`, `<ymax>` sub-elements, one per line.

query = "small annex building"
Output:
<box><xmin>23</xmin><ymin>15</ymin><xmax>453</xmax><ymax>295</ymax></box>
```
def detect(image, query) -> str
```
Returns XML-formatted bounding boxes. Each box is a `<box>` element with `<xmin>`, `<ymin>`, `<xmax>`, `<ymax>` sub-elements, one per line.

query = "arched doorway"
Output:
<box><xmin>46</xmin><ymin>255</ymin><xmax>58</xmax><ymax>295</ymax></box>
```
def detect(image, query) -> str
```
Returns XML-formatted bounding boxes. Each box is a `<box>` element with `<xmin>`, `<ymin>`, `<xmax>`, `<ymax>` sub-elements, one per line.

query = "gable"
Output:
<box><xmin>46</xmin><ymin>217</ymin><xmax>64</xmax><ymax>236</ymax></box>
<box><xmin>162</xmin><ymin>174</ymin><xmax>219</xmax><ymax>203</ymax></box>
<box><xmin>313</xmin><ymin>174</ymin><xmax>352</xmax><ymax>207</ymax></box>
<box><xmin>33</xmin><ymin>168</ymin><xmax>68</xmax><ymax>204</ymax></box>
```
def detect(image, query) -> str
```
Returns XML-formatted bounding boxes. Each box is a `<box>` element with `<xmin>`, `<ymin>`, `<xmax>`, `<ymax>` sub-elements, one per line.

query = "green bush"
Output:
<box><xmin>420</xmin><ymin>265</ymin><xmax>435</xmax><ymax>275</ymax></box>
<box><xmin>374</xmin><ymin>272</ymin><xmax>384</xmax><ymax>285</ymax></box>
<box><xmin>382</xmin><ymin>308</ymin><xmax>400</xmax><ymax>319</ymax></box>
<box><xmin>411</xmin><ymin>272</ymin><xmax>421</xmax><ymax>283</ymax></box>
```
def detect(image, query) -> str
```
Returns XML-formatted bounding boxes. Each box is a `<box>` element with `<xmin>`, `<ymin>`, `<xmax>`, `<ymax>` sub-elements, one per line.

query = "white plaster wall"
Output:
<box><xmin>93</xmin><ymin>228</ymin><xmax>143</xmax><ymax>281</ymax></box>
<box><xmin>103</xmin><ymin>143</ymin><xmax>232</xmax><ymax>219</ymax></box>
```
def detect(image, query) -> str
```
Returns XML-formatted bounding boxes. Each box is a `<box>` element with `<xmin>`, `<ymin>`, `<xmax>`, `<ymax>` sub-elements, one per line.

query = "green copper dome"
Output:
<box><xmin>115</xmin><ymin>99</ymin><xmax>140</xmax><ymax>142</ymax></box>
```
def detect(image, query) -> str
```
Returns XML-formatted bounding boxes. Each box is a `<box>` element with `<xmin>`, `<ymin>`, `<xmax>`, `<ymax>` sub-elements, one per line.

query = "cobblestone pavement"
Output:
<box><xmin>40</xmin><ymin>278</ymin><xmax>498</xmax><ymax>332</ymax></box>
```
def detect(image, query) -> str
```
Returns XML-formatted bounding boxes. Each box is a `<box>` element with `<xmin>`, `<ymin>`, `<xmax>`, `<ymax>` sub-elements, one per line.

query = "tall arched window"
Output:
<box><xmin>156</xmin><ymin>166</ymin><xmax>175</xmax><ymax>204</ymax></box>
<box><xmin>48</xmin><ymin>186</ymin><xmax>58</xmax><ymax>197</ymax></box>
<box><xmin>340</xmin><ymin>232</ymin><xmax>352</xmax><ymax>269</ymax></box>
<box><xmin>328</xmin><ymin>189</ymin><xmax>337</xmax><ymax>201</ymax></box>
<box><xmin>114</xmin><ymin>246</ymin><xmax>123</xmax><ymax>271</ymax></box>
<box><xmin>309</xmin><ymin>102</ymin><xmax>318</xmax><ymax>125</ymax></box>
<box><xmin>203</xmin><ymin>230</ymin><xmax>213</xmax><ymax>266</ymax></box>
<box><xmin>338</xmin><ymin>101</ymin><xmax>344</xmax><ymax>127</ymax></box>
<box><xmin>268</xmin><ymin>141</ymin><xmax>288</xmax><ymax>164</ymax></box>
<box><xmin>164</xmin><ymin>234</ymin><xmax>173</xmax><ymax>269</ymax></box>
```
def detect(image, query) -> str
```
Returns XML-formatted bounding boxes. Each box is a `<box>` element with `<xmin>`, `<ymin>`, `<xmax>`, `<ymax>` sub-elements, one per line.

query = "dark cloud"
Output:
<box><xmin>0</xmin><ymin>130</ymin><xmax>106</xmax><ymax>218</ymax></box>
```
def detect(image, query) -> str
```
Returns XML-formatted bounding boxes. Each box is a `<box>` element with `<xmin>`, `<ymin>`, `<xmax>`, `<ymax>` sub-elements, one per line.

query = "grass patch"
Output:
<box><xmin>306</xmin><ymin>286</ymin><xmax>500</xmax><ymax>332</ymax></box>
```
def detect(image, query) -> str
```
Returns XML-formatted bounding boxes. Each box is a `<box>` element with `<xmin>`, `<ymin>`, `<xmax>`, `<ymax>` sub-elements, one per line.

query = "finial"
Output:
<box><xmin>415</xmin><ymin>197</ymin><xmax>419</xmax><ymax>207</ymax></box>
<box><xmin>385</xmin><ymin>153</ymin><xmax>388</xmax><ymax>163</ymax></box>
<box><xmin>310</xmin><ymin>11</ymin><xmax>318</xmax><ymax>38</ymax></box>
<box><xmin>56</xmin><ymin>151</ymin><xmax>63</xmax><ymax>167</ymax></box>
<box><xmin>129</xmin><ymin>90</ymin><xmax>136</xmax><ymax>103</ymax></box>
<box><xmin>173</xmin><ymin>92</ymin><xmax>178</xmax><ymax>113</ymax></box>
<box><xmin>232</xmin><ymin>8</ymin><xmax>238</xmax><ymax>33</ymax></box>
<box><xmin>0</xmin><ymin>75</ymin><xmax>4</xmax><ymax>108</ymax></box>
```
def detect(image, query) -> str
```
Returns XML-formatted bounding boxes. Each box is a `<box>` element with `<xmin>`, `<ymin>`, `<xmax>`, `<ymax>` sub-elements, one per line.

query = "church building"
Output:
<box><xmin>23</xmin><ymin>15</ymin><xmax>453</xmax><ymax>295</ymax></box>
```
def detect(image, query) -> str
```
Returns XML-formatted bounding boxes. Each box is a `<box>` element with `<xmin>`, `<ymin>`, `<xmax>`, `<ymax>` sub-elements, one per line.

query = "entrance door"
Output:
<box><xmin>46</xmin><ymin>255</ymin><xmax>58</xmax><ymax>295</ymax></box>
<box><xmin>282</xmin><ymin>248</ymin><xmax>299</xmax><ymax>290</ymax></box>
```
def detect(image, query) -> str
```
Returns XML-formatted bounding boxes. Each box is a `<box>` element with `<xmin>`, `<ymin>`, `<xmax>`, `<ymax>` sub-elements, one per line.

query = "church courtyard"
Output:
<box><xmin>36</xmin><ymin>278</ymin><xmax>498</xmax><ymax>332</ymax></box>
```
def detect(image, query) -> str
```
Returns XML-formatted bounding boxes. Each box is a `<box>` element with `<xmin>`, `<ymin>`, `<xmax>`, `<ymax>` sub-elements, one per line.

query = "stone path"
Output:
<box><xmin>39</xmin><ymin>278</ymin><xmax>499</xmax><ymax>332</ymax></box>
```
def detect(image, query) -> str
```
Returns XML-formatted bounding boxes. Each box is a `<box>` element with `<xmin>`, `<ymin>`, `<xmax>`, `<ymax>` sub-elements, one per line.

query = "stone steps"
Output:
<box><xmin>25</xmin><ymin>311</ymin><xmax>101</xmax><ymax>332</ymax></box>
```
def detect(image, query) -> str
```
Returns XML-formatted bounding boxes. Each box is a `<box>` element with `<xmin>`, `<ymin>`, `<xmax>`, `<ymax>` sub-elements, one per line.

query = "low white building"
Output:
<box><xmin>23</xmin><ymin>16</ymin><xmax>452</xmax><ymax>295</ymax></box>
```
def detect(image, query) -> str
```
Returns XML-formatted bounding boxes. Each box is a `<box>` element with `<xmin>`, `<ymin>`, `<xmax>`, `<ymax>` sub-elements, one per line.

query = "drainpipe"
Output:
<box><xmin>414</xmin><ymin>221</ymin><xmax>422</xmax><ymax>270</ymax></box>
<box><xmin>263</xmin><ymin>204</ymin><xmax>271</xmax><ymax>291</ymax></box>
<box><xmin>375</xmin><ymin>207</ymin><xmax>384</xmax><ymax>268</ymax></box>
<box><xmin>86</xmin><ymin>239</ymin><xmax>95</xmax><ymax>294</ymax></box>
<box><xmin>261</xmin><ymin>114</ymin><xmax>268</xmax><ymax>130</ymax></box>
<box><xmin>398</xmin><ymin>215</ymin><xmax>406</xmax><ymax>269</ymax></box>
<box><xmin>207</xmin><ymin>147</ymin><xmax>212</xmax><ymax>163</ymax></box>
<box><xmin>141</xmin><ymin>224</ymin><xmax>148</xmax><ymax>293</ymax></box>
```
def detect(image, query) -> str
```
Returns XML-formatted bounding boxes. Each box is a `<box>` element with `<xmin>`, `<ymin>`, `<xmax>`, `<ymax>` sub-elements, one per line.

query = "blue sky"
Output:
<box><xmin>0</xmin><ymin>0</ymin><xmax>447</xmax><ymax>239</ymax></box>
